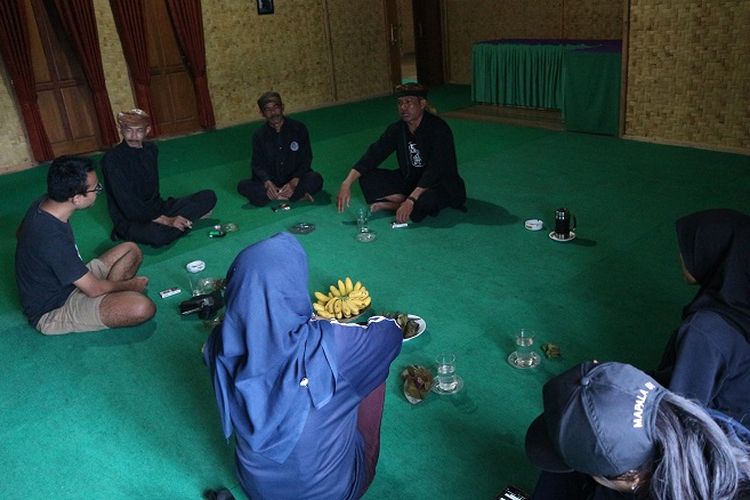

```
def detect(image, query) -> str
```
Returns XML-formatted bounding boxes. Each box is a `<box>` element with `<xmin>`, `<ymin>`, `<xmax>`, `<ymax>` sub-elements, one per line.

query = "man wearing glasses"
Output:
<box><xmin>102</xmin><ymin>109</ymin><xmax>217</xmax><ymax>248</ymax></box>
<box><xmin>337</xmin><ymin>83</ymin><xmax>466</xmax><ymax>224</ymax></box>
<box><xmin>15</xmin><ymin>156</ymin><xmax>155</xmax><ymax>335</ymax></box>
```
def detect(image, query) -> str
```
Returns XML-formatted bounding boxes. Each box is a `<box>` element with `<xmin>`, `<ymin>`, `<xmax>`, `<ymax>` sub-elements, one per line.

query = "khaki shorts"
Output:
<box><xmin>36</xmin><ymin>259</ymin><xmax>110</xmax><ymax>335</ymax></box>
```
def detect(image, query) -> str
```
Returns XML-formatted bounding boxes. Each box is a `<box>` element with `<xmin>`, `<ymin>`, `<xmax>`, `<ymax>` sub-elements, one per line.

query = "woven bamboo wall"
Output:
<box><xmin>625</xmin><ymin>0</ymin><xmax>750</xmax><ymax>151</ymax></box>
<box><xmin>444</xmin><ymin>0</ymin><xmax>621</xmax><ymax>84</ymax></box>
<box><xmin>0</xmin><ymin>0</ymin><xmax>392</xmax><ymax>172</ymax></box>
<box><xmin>564</xmin><ymin>0</ymin><xmax>623</xmax><ymax>39</ymax></box>
<box><xmin>0</xmin><ymin>68</ymin><xmax>30</xmax><ymax>173</ymax></box>
<box><xmin>204</xmin><ymin>0</ymin><xmax>334</xmax><ymax>124</ymax></box>
<box><xmin>95</xmin><ymin>0</ymin><xmax>134</xmax><ymax>127</ymax></box>
<box><xmin>326</xmin><ymin>1</ymin><xmax>392</xmax><ymax>103</ymax></box>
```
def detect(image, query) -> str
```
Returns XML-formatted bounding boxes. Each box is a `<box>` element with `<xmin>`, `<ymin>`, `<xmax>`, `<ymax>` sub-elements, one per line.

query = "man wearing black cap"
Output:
<box><xmin>336</xmin><ymin>83</ymin><xmax>466</xmax><ymax>224</ymax></box>
<box><xmin>237</xmin><ymin>91</ymin><xmax>323</xmax><ymax>206</ymax></box>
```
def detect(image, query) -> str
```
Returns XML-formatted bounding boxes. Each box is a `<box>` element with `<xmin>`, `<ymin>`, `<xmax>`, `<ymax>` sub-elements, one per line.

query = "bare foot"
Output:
<box><xmin>303</xmin><ymin>193</ymin><xmax>315</xmax><ymax>203</ymax></box>
<box><xmin>370</xmin><ymin>201</ymin><xmax>398</xmax><ymax>213</ymax></box>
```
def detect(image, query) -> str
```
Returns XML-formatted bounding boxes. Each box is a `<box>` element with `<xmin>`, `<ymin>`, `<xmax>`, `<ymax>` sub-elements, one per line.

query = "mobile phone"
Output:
<box><xmin>494</xmin><ymin>485</ymin><xmax>529</xmax><ymax>500</ymax></box>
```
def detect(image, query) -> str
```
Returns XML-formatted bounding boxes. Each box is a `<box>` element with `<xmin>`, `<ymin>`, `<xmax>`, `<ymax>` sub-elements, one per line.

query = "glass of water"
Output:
<box><xmin>432</xmin><ymin>352</ymin><xmax>464</xmax><ymax>395</ymax></box>
<box><xmin>355</xmin><ymin>206</ymin><xmax>376</xmax><ymax>242</ymax></box>
<box><xmin>508</xmin><ymin>328</ymin><xmax>541</xmax><ymax>369</ymax></box>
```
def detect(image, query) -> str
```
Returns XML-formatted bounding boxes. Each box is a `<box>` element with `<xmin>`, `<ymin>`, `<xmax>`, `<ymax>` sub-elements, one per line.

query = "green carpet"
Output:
<box><xmin>1</xmin><ymin>85</ymin><xmax>748</xmax><ymax>499</ymax></box>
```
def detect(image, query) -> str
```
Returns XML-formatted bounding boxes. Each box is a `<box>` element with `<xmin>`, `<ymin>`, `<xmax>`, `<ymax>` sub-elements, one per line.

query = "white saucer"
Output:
<box><xmin>403</xmin><ymin>315</ymin><xmax>426</xmax><ymax>342</ymax></box>
<box><xmin>507</xmin><ymin>351</ymin><xmax>541</xmax><ymax>369</ymax></box>
<box><xmin>432</xmin><ymin>376</ymin><xmax>464</xmax><ymax>395</ymax></box>
<box><xmin>524</xmin><ymin>219</ymin><xmax>544</xmax><ymax>231</ymax></box>
<box><xmin>548</xmin><ymin>230</ymin><xmax>576</xmax><ymax>242</ymax></box>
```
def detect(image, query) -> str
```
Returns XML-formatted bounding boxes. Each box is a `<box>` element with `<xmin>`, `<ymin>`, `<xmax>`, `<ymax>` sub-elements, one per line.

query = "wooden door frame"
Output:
<box><xmin>619</xmin><ymin>0</ymin><xmax>630</xmax><ymax>138</ymax></box>
<box><xmin>384</xmin><ymin>0</ymin><xmax>401</xmax><ymax>88</ymax></box>
<box><xmin>384</xmin><ymin>0</ymin><xmax>449</xmax><ymax>88</ymax></box>
<box><xmin>412</xmin><ymin>0</ymin><xmax>446</xmax><ymax>87</ymax></box>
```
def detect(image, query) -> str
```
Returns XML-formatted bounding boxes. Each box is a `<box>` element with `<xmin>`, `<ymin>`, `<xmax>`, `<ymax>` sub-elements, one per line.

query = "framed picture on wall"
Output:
<box><xmin>257</xmin><ymin>0</ymin><xmax>274</xmax><ymax>15</ymax></box>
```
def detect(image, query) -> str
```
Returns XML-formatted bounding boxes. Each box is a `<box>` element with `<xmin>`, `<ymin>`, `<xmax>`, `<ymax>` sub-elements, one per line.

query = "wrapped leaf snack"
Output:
<box><xmin>401</xmin><ymin>365</ymin><xmax>434</xmax><ymax>404</ymax></box>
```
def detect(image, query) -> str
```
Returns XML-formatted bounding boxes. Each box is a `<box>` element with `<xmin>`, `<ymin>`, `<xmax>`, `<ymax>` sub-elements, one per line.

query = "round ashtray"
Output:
<box><xmin>186</xmin><ymin>260</ymin><xmax>206</xmax><ymax>273</ymax></box>
<box><xmin>290</xmin><ymin>222</ymin><xmax>315</xmax><ymax>234</ymax></box>
<box><xmin>524</xmin><ymin>219</ymin><xmax>544</xmax><ymax>231</ymax></box>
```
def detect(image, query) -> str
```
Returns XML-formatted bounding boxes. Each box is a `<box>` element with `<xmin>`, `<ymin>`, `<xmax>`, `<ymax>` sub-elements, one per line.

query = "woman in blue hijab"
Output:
<box><xmin>203</xmin><ymin>232</ymin><xmax>403</xmax><ymax>499</ymax></box>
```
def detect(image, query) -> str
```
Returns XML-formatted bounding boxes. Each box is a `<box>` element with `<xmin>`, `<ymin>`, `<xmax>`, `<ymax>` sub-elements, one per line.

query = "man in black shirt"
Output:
<box><xmin>15</xmin><ymin>156</ymin><xmax>155</xmax><ymax>334</ymax></box>
<box><xmin>237</xmin><ymin>92</ymin><xmax>323</xmax><ymax>206</ymax></box>
<box><xmin>102</xmin><ymin>109</ymin><xmax>217</xmax><ymax>248</ymax></box>
<box><xmin>336</xmin><ymin>83</ymin><xmax>466</xmax><ymax>223</ymax></box>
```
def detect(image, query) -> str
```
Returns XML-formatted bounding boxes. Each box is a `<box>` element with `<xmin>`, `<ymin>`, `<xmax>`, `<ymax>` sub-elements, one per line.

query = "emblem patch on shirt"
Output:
<box><xmin>290</xmin><ymin>141</ymin><xmax>299</xmax><ymax>152</ymax></box>
<box><xmin>408</xmin><ymin>141</ymin><xmax>423</xmax><ymax>168</ymax></box>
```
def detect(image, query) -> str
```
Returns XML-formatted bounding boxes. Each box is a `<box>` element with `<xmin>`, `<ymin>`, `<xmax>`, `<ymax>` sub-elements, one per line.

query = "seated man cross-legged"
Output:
<box><xmin>102</xmin><ymin>108</ymin><xmax>217</xmax><ymax>248</ymax></box>
<box><xmin>237</xmin><ymin>91</ymin><xmax>323</xmax><ymax>206</ymax></box>
<box><xmin>15</xmin><ymin>156</ymin><xmax>155</xmax><ymax>335</ymax></box>
<box><xmin>337</xmin><ymin>83</ymin><xmax>466</xmax><ymax>224</ymax></box>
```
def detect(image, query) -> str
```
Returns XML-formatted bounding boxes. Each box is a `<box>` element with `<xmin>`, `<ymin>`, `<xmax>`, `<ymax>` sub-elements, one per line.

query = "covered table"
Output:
<box><xmin>471</xmin><ymin>39</ymin><xmax>621</xmax><ymax>135</ymax></box>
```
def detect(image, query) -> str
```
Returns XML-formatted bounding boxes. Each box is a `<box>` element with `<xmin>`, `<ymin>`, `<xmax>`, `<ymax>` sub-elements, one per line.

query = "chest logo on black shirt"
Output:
<box><xmin>290</xmin><ymin>141</ymin><xmax>299</xmax><ymax>152</ymax></box>
<box><xmin>408</xmin><ymin>142</ymin><xmax>423</xmax><ymax>168</ymax></box>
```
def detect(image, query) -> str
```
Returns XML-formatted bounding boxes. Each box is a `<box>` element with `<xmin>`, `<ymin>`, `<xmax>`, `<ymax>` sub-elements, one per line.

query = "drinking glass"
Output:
<box><xmin>432</xmin><ymin>352</ymin><xmax>464</xmax><ymax>395</ymax></box>
<box><xmin>186</xmin><ymin>260</ymin><xmax>206</xmax><ymax>296</ymax></box>
<box><xmin>508</xmin><ymin>328</ymin><xmax>541</xmax><ymax>369</ymax></box>
<box><xmin>355</xmin><ymin>206</ymin><xmax>376</xmax><ymax>242</ymax></box>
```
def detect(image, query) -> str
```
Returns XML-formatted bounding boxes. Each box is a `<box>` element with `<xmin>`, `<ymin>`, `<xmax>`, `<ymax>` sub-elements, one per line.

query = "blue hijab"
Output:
<box><xmin>206</xmin><ymin>232</ymin><xmax>337</xmax><ymax>463</ymax></box>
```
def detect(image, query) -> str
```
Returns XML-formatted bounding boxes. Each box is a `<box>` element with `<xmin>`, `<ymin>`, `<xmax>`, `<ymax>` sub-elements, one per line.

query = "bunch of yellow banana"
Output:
<box><xmin>313</xmin><ymin>277</ymin><xmax>371</xmax><ymax>320</ymax></box>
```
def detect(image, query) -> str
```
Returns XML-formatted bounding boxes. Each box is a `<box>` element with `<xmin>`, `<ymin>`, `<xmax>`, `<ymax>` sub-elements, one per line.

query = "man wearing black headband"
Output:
<box><xmin>336</xmin><ymin>83</ymin><xmax>466</xmax><ymax>223</ymax></box>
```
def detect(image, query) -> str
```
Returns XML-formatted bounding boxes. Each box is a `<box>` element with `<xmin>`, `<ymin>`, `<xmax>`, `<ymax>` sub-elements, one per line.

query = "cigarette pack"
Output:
<box><xmin>159</xmin><ymin>287</ymin><xmax>182</xmax><ymax>299</ymax></box>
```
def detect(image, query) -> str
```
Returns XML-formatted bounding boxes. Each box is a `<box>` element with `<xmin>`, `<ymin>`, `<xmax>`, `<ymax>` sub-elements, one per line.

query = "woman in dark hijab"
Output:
<box><xmin>657</xmin><ymin>208</ymin><xmax>750</xmax><ymax>426</ymax></box>
<box><xmin>203</xmin><ymin>233</ymin><xmax>403</xmax><ymax>499</ymax></box>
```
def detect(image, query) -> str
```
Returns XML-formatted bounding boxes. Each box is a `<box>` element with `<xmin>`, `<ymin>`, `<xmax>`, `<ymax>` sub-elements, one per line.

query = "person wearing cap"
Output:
<box><xmin>237</xmin><ymin>92</ymin><xmax>323</xmax><ymax>206</ymax></box>
<box><xmin>336</xmin><ymin>83</ymin><xmax>466</xmax><ymax>224</ymax></box>
<box><xmin>15</xmin><ymin>155</ymin><xmax>155</xmax><ymax>335</ymax></box>
<box><xmin>655</xmin><ymin>209</ymin><xmax>750</xmax><ymax>425</ymax></box>
<box><xmin>525</xmin><ymin>361</ymin><xmax>750</xmax><ymax>500</ymax></box>
<box><xmin>102</xmin><ymin>109</ymin><xmax>217</xmax><ymax>248</ymax></box>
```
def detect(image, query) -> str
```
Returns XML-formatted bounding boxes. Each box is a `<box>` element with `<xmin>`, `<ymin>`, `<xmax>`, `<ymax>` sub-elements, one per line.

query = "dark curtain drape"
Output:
<box><xmin>109</xmin><ymin>0</ymin><xmax>160</xmax><ymax>136</ymax></box>
<box><xmin>165</xmin><ymin>0</ymin><xmax>215</xmax><ymax>129</ymax></box>
<box><xmin>52</xmin><ymin>0</ymin><xmax>120</xmax><ymax>146</ymax></box>
<box><xmin>0</xmin><ymin>0</ymin><xmax>54</xmax><ymax>162</ymax></box>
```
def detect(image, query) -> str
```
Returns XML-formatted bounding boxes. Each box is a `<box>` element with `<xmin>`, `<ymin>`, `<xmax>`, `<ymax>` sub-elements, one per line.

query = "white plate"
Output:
<box><xmin>524</xmin><ymin>219</ymin><xmax>544</xmax><ymax>231</ymax></box>
<box><xmin>548</xmin><ymin>230</ymin><xmax>576</xmax><ymax>242</ymax></box>
<box><xmin>403</xmin><ymin>314</ymin><xmax>426</xmax><ymax>342</ymax></box>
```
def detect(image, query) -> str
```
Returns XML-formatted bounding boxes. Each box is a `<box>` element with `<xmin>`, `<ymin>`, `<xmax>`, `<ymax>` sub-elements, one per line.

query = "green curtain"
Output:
<box><xmin>472</xmin><ymin>41</ymin><xmax>621</xmax><ymax>135</ymax></box>
<box><xmin>563</xmin><ymin>48</ymin><xmax>621</xmax><ymax>136</ymax></box>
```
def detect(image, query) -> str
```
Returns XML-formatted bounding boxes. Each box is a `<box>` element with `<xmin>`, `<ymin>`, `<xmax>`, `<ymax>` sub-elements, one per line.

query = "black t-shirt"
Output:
<box><xmin>353</xmin><ymin>111</ymin><xmax>466</xmax><ymax>206</ymax></box>
<box><xmin>102</xmin><ymin>141</ymin><xmax>164</xmax><ymax>231</ymax></box>
<box><xmin>15</xmin><ymin>198</ymin><xmax>89</xmax><ymax>326</ymax></box>
<box><xmin>251</xmin><ymin>117</ymin><xmax>313</xmax><ymax>185</ymax></box>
